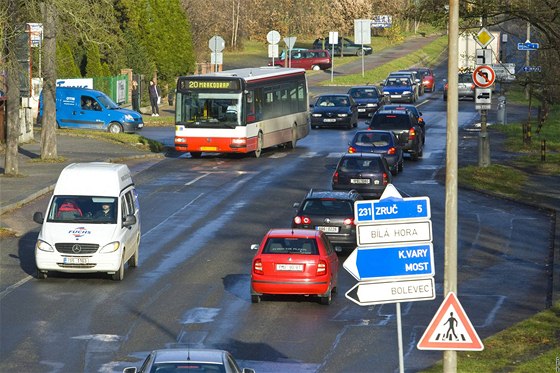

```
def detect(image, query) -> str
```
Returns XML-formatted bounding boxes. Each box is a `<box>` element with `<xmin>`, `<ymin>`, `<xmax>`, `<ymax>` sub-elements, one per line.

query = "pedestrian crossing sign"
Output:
<box><xmin>417</xmin><ymin>292</ymin><xmax>484</xmax><ymax>351</ymax></box>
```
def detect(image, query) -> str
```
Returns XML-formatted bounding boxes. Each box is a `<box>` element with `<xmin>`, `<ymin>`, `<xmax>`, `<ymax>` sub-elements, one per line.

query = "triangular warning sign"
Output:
<box><xmin>417</xmin><ymin>292</ymin><xmax>484</xmax><ymax>351</ymax></box>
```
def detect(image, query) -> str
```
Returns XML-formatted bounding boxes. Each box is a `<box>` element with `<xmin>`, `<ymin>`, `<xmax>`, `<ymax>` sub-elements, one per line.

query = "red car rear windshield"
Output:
<box><xmin>263</xmin><ymin>237</ymin><xmax>319</xmax><ymax>255</ymax></box>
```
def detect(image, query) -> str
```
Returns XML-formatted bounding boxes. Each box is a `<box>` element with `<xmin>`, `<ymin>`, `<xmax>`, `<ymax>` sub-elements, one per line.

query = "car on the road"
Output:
<box><xmin>309</xmin><ymin>93</ymin><xmax>358</xmax><ymax>129</ymax></box>
<box><xmin>368</xmin><ymin>109</ymin><xmax>424</xmax><ymax>160</ymax></box>
<box><xmin>383</xmin><ymin>104</ymin><xmax>426</xmax><ymax>141</ymax></box>
<box><xmin>332</xmin><ymin>153</ymin><xmax>393</xmax><ymax>198</ymax></box>
<box><xmin>313</xmin><ymin>37</ymin><xmax>373</xmax><ymax>56</ymax></box>
<box><xmin>347</xmin><ymin>85</ymin><xmax>388</xmax><ymax>118</ymax></box>
<box><xmin>250</xmin><ymin>228</ymin><xmax>339</xmax><ymax>305</ymax></box>
<box><xmin>443</xmin><ymin>72</ymin><xmax>475</xmax><ymax>101</ymax></box>
<box><xmin>270</xmin><ymin>49</ymin><xmax>332</xmax><ymax>71</ymax></box>
<box><xmin>381</xmin><ymin>76</ymin><xmax>416</xmax><ymax>103</ymax></box>
<box><xmin>415</xmin><ymin>67</ymin><xmax>436</xmax><ymax>92</ymax></box>
<box><xmin>394</xmin><ymin>69</ymin><xmax>424</xmax><ymax>96</ymax></box>
<box><xmin>292</xmin><ymin>189</ymin><xmax>362</xmax><ymax>253</ymax></box>
<box><xmin>122</xmin><ymin>348</ymin><xmax>255</xmax><ymax>373</ymax></box>
<box><xmin>347</xmin><ymin>130</ymin><xmax>404</xmax><ymax>175</ymax></box>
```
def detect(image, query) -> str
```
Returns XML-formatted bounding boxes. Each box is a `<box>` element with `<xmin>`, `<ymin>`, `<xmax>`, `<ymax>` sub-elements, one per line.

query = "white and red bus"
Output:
<box><xmin>174</xmin><ymin>67</ymin><xmax>309</xmax><ymax>158</ymax></box>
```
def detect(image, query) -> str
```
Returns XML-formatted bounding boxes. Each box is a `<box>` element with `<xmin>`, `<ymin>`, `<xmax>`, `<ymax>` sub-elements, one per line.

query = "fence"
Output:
<box><xmin>92</xmin><ymin>74</ymin><xmax>129</xmax><ymax>105</ymax></box>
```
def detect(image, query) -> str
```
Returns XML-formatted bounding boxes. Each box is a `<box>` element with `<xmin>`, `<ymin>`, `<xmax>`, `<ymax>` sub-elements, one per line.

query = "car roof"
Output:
<box><xmin>152</xmin><ymin>349</ymin><xmax>227</xmax><ymax>364</ymax></box>
<box><xmin>354</xmin><ymin>129</ymin><xmax>395</xmax><ymax>136</ymax></box>
<box><xmin>341</xmin><ymin>152</ymin><xmax>384</xmax><ymax>160</ymax></box>
<box><xmin>384</xmin><ymin>104</ymin><xmax>419</xmax><ymax>112</ymax></box>
<box><xmin>305</xmin><ymin>189</ymin><xmax>360</xmax><ymax>200</ymax></box>
<box><xmin>375</xmin><ymin>109</ymin><xmax>411</xmax><ymax>116</ymax></box>
<box><xmin>316</xmin><ymin>93</ymin><xmax>351</xmax><ymax>98</ymax></box>
<box><xmin>266</xmin><ymin>228</ymin><xmax>322</xmax><ymax>238</ymax></box>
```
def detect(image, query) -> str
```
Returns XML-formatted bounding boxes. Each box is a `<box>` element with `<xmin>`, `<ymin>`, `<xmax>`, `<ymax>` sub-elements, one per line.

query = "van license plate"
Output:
<box><xmin>63</xmin><ymin>257</ymin><xmax>89</xmax><ymax>264</ymax></box>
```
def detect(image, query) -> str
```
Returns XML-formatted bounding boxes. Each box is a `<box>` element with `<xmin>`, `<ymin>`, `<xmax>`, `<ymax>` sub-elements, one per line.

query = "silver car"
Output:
<box><xmin>443</xmin><ymin>73</ymin><xmax>475</xmax><ymax>101</ymax></box>
<box><xmin>123</xmin><ymin>348</ymin><xmax>256</xmax><ymax>373</ymax></box>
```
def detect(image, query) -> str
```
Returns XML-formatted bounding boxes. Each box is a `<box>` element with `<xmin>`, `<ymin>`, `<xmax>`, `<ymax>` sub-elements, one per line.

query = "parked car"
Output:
<box><xmin>250</xmin><ymin>228</ymin><xmax>339</xmax><ymax>305</ymax></box>
<box><xmin>443</xmin><ymin>73</ymin><xmax>475</xmax><ymax>101</ymax></box>
<box><xmin>122</xmin><ymin>348</ymin><xmax>255</xmax><ymax>373</ymax></box>
<box><xmin>279</xmin><ymin>47</ymin><xmax>307</xmax><ymax>60</ymax></box>
<box><xmin>347</xmin><ymin>85</ymin><xmax>388</xmax><ymax>118</ymax></box>
<box><xmin>292</xmin><ymin>189</ymin><xmax>362</xmax><ymax>253</ymax></box>
<box><xmin>332</xmin><ymin>153</ymin><xmax>393</xmax><ymax>198</ymax></box>
<box><xmin>415</xmin><ymin>67</ymin><xmax>436</xmax><ymax>92</ymax></box>
<box><xmin>382</xmin><ymin>76</ymin><xmax>416</xmax><ymax>103</ymax></box>
<box><xmin>348</xmin><ymin>130</ymin><xmax>404</xmax><ymax>175</ymax></box>
<box><xmin>309</xmin><ymin>94</ymin><xmax>358</xmax><ymax>129</ymax></box>
<box><xmin>383</xmin><ymin>104</ymin><xmax>426</xmax><ymax>141</ymax></box>
<box><xmin>271</xmin><ymin>49</ymin><xmax>332</xmax><ymax>71</ymax></box>
<box><xmin>368</xmin><ymin>109</ymin><xmax>424</xmax><ymax>160</ymax></box>
<box><xmin>313</xmin><ymin>37</ymin><xmax>373</xmax><ymax>56</ymax></box>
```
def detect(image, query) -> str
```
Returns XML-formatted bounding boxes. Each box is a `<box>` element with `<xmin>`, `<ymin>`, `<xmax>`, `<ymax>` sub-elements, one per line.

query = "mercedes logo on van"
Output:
<box><xmin>72</xmin><ymin>244</ymin><xmax>82</xmax><ymax>254</ymax></box>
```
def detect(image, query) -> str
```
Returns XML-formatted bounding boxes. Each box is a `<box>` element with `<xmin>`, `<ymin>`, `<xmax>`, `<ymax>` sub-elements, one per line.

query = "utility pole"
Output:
<box><xmin>478</xmin><ymin>11</ymin><xmax>491</xmax><ymax>167</ymax></box>
<box><xmin>443</xmin><ymin>0</ymin><xmax>459</xmax><ymax>370</ymax></box>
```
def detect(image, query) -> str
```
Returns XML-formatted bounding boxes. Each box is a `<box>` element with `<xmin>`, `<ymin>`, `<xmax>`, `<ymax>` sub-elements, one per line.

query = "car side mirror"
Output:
<box><xmin>292</xmin><ymin>202</ymin><xmax>300</xmax><ymax>209</ymax></box>
<box><xmin>33</xmin><ymin>211</ymin><xmax>44</xmax><ymax>224</ymax></box>
<box><xmin>250</xmin><ymin>244</ymin><xmax>259</xmax><ymax>250</ymax></box>
<box><xmin>123</xmin><ymin>214</ymin><xmax>137</xmax><ymax>227</ymax></box>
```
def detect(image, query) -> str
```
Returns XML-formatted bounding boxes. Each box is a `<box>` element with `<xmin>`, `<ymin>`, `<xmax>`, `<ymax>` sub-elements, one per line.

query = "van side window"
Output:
<box><xmin>81</xmin><ymin>96</ymin><xmax>101</xmax><ymax>111</ymax></box>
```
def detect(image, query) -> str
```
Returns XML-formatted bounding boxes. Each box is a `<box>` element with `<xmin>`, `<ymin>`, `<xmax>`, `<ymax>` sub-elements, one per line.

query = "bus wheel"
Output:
<box><xmin>254</xmin><ymin>132</ymin><xmax>263</xmax><ymax>158</ymax></box>
<box><xmin>286</xmin><ymin>126</ymin><xmax>297</xmax><ymax>149</ymax></box>
<box><xmin>190</xmin><ymin>152</ymin><xmax>202</xmax><ymax>158</ymax></box>
<box><xmin>108</xmin><ymin>122</ymin><xmax>123</xmax><ymax>134</ymax></box>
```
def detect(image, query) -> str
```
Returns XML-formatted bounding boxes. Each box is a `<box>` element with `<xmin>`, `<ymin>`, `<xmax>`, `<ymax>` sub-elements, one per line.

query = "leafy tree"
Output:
<box><xmin>56</xmin><ymin>41</ymin><xmax>81</xmax><ymax>78</ymax></box>
<box><xmin>85</xmin><ymin>43</ymin><xmax>103</xmax><ymax>77</ymax></box>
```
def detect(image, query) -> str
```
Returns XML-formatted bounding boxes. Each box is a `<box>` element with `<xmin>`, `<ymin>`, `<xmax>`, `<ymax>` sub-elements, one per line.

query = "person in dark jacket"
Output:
<box><xmin>148</xmin><ymin>79</ymin><xmax>160</xmax><ymax>117</ymax></box>
<box><xmin>131</xmin><ymin>80</ymin><xmax>140</xmax><ymax>113</ymax></box>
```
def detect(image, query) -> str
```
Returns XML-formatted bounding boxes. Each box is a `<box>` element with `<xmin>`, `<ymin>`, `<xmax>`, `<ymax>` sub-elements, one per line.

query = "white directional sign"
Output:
<box><xmin>357</xmin><ymin>220</ymin><xmax>432</xmax><ymax>246</ymax></box>
<box><xmin>346</xmin><ymin>278</ymin><xmax>435</xmax><ymax>306</ymax></box>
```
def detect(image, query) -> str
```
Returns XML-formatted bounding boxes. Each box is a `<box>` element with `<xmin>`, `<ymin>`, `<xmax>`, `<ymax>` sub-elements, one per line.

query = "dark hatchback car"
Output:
<box><xmin>348</xmin><ymin>130</ymin><xmax>404</xmax><ymax>175</ymax></box>
<box><xmin>383</xmin><ymin>104</ymin><xmax>426</xmax><ymax>142</ymax></box>
<box><xmin>332</xmin><ymin>153</ymin><xmax>393</xmax><ymax>199</ymax></box>
<box><xmin>347</xmin><ymin>85</ymin><xmax>388</xmax><ymax>118</ymax></box>
<box><xmin>313</xmin><ymin>37</ymin><xmax>373</xmax><ymax>56</ymax></box>
<box><xmin>369</xmin><ymin>109</ymin><xmax>424</xmax><ymax>160</ymax></box>
<box><xmin>292</xmin><ymin>189</ymin><xmax>362</xmax><ymax>253</ymax></box>
<box><xmin>309</xmin><ymin>94</ymin><xmax>358</xmax><ymax>129</ymax></box>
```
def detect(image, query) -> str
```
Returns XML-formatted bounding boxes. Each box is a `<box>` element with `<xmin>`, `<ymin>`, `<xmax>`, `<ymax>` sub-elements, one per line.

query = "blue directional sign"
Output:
<box><xmin>517</xmin><ymin>42</ymin><xmax>539</xmax><ymax>51</ymax></box>
<box><xmin>522</xmin><ymin>66</ymin><xmax>542</xmax><ymax>73</ymax></box>
<box><xmin>343</xmin><ymin>243</ymin><xmax>434</xmax><ymax>281</ymax></box>
<box><xmin>355</xmin><ymin>197</ymin><xmax>430</xmax><ymax>223</ymax></box>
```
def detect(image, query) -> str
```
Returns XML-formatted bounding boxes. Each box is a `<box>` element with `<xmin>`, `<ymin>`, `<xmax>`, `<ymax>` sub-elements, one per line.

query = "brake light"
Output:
<box><xmin>348</xmin><ymin>146</ymin><xmax>356</xmax><ymax>154</ymax></box>
<box><xmin>387</xmin><ymin>147</ymin><xmax>396</xmax><ymax>155</ymax></box>
<box><xmin>409</xmin><ymin>127</ymin><xmax>416</xmax><ymax>140</ymax></box>
<box><xmin>333</xmin><ymin>171</ymin><xmax>339</xmax><ymax>184</ymax></box>
<box><xmin>253</xmin><ymin>259</ymin><xmax>263</xmax><ymax>275</ymax></box>
<box><xmin>317</xmin><ymin>260</ymin><xmax>327</xmax><ymax>275</ymax></box>
<box><xmin>294</xmin><ymin>216</ymin><xmax>311</xmax><ymax>225</ymax></box>
<box><xmin>343</xmin><ymin>218</ymin><xmax>353</xmax><ymax>225</ymax></box>
<box><xmin>470</xmin><ymin>83</ymin><xmax>475</xmax><ymax>91</ymax></box>
<box><xmin>383</xmin><ymin>172</ymin><xmax>389</xmax><ymax>185</ymax></box>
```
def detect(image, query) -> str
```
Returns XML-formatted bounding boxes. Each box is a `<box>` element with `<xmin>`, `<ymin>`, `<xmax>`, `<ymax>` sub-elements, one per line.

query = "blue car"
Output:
<box><xmin>347</xmin><ymin>130</ymin><xmax>404</xmax><ymax>175</ymax></box>
<box><xmin>310</xmin><ymin>94</ymin><xmax>358</xmax><ymax>129</ymax></box>
<box><xmin>347</xmin><ymin>86</ymin><xmax>388</xmax><ymax>118</ymax></box>
<box><xmin>382</xmin><ymin>77</ymin><xmax>416</xmax><ymax>103</ymax></box>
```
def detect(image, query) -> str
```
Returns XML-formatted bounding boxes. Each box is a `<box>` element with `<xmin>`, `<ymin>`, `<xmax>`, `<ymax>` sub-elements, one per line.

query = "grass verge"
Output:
<box><xmin>420</xmin><ymin>302</ymin><xmax>560</xmax><ymax>372</ymax></box>
<box><xmin>57</xmin><ymin>129</ymin><xmax>165</xmax><ymax>153</ymax></box>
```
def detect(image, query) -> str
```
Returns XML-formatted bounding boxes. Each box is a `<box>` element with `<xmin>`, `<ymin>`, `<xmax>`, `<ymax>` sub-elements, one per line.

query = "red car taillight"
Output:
<box><xmin>383</xmin><ymin>172</ymin><xmax>389</xmax><ymax>185</ymax></box>
<box><xmin>294</xmin><ymin>216</ymin><xmax>311</xmax><ymax>225</ymax></box>
<box><xmin>317</xmin><ymin>260</ymin><xmax>327</xmax><ymax>275</ymax></box>
<box><xmin>333</xmin><ymin>171</ymin><xmax>339</xmax><ymax>184</ymax></box>
<box><xmin>348</xmin><ymin>146</ymin><xmax>356</xmax><ymax>154</ymax></box>
<box><xmin>343</xmin><ymin>217</ymin><xmax>354</xmax><ymax>225</ymax></box>
<box><xmin>409</xmin><ymin>127</ymin><xmax>416</xmax><ymax>140</ymax></box>
<box><xmin>253</xmin><ymin>259</ymin><xmax>263</xmax><ymax>275</ymax></box>
<box><xmin>387</xmin><ymin>147</ymin><xmax>397</xmax><ymax>155</ymax></box>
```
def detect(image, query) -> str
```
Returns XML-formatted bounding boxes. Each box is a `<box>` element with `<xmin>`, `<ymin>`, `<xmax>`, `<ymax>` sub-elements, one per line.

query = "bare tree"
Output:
<box><xmin>40</xmin><ymin>0</ymin><xmax>57</xmax><ymax>159</ymax></box>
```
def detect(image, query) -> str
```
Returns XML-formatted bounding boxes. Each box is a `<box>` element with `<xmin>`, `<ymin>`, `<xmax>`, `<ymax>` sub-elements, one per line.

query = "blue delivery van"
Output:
<box><xmin>38</xmin><ymin>87</ymin><xmax>143</xmax><ymax>133</ymax></box>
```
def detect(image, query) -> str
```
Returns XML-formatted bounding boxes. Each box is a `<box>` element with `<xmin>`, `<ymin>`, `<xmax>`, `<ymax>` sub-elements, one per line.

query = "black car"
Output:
<box><xmin>309</xmin><ymin>94</ymin><xmax>358</xmax><ymax>129</ymax></box>
<box><xmin>292</xmin><ymin>189</ymin><xmax>362</xmax><ymax>253</ymax></box>
<box><xmin>348</xmin><ymin>130</ymin><xmax>404</xmax><ymax>175</ymax></box>
<box><xmin>369</xmin><ymin>109</ymin><xmax>424</xmax><ymax>160</ymax></box>
<box><xmin>313</xmin><ymin>37</ymin><xmax>373</xmax><ymax>56</ymax></box>
<box><xmin>383</xmin><ymin>104</ymin><xmax>426</xmax><ymax>143</ymax></box>
<box><xmin>332</xmin><ymin>153</ymin><xmax>392</xmax><ymax>199</ymax></box>
<box><xmin>347</xmin><ymin>86</ymin><xmax>388</xmax><ymax>118</ymax></box>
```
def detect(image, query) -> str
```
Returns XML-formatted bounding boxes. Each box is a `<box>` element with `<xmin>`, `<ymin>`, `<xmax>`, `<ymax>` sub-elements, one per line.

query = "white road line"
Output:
<box><xmin>0</xmin><ymin>276</ymin><xmax>33</xmax><ymax>300</ymax></box>
<box><xmin>185</xmin><ymin>173</ymin><xmax>211</xmax><ymax>186</ymax></box>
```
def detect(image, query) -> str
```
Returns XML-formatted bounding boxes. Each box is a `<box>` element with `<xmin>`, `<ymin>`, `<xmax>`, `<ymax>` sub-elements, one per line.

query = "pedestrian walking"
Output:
<box><xmin>131</xmin><ymin>80</ymin><xmax>140</xmax><ymax>113</ymax></box>
<box><xmin>148</xmin><ymin>79</ymin><xmax>160</xmax><ymax>117</ymax></box>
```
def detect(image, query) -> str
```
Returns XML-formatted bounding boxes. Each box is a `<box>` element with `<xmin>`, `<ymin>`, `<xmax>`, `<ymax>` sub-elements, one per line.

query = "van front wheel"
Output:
<box><xmin>112</xmin><ymin>258</ymin><xmax>125</xmax><ymax>281</ymax></box>
<box><xmin>108</xmin><ymin>122</ymin><xmax>123</xmax><ymax>134</ymax></box>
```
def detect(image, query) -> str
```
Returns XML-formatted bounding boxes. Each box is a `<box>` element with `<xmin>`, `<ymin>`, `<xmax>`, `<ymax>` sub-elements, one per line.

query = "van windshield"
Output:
<box><xmin>48</xmin><ymin>196</ymin><xmax>118</xmax><ymax>224</ymax></box>
<box><xmin>97</xmin><ymin>94</ymin><xmax>119</xmax><ymax>109</ymax></box>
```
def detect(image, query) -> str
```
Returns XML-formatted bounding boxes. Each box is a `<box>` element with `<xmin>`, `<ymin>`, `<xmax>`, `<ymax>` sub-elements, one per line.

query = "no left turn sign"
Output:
<box><xmin>472</xmin><ymin>65</ymin><xmax>496</xmax><ymax>88</ymax></box>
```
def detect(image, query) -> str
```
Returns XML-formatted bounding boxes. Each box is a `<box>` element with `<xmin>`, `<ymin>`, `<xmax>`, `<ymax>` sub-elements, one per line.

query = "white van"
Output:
<box><xmin>33</xmin><ymin>162</ymin><xmax>141</xmax><ymax>281</ymax></box>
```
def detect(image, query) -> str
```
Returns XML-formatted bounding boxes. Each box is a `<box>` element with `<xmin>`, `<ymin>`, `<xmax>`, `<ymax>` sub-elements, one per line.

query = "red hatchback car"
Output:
<box><xmin>416</xmin><ymin>67</ymin><xmax>436</xmax><ymax>92</ymax></box>
<box><xmin>250</xmin><ymin>228</ymin><xmax>339</xmax><ymax>305</ymax></box>
<box><xmin>270</xmin><ymin>49</ymin><xmax>332</xmax><ymax>71</ymax></box>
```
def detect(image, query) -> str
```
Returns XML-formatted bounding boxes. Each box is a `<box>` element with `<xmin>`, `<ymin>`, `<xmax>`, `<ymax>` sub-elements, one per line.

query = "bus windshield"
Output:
<box><xmin>176</xmin><ymin>91</ymin><xmax>242</xmax><ymax>128</ymax></box>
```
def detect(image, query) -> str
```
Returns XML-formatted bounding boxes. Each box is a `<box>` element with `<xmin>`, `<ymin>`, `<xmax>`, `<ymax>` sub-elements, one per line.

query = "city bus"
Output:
<box><xmin>174</xmin><ymin>67</ymin><xmax>310</xmax><ymax>158</ymax></box>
